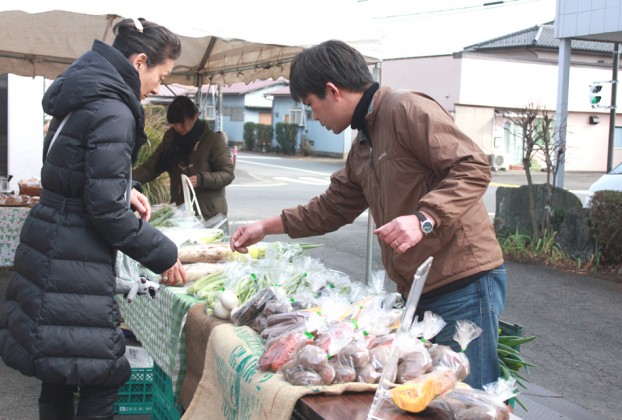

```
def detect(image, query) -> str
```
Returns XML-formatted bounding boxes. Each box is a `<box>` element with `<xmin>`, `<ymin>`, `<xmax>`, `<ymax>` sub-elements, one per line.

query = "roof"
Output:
<box><xmin>464</xmin><ymin>21</ymin><xmax>615</xmax><ymax>53</ymax></box>
<box><xmin>265</xmin><ymin>86</ymin><xmax>291</xmax><ymax>96</ymax></box>
<box><xmin>220</xmin><ymin>78</ymin><xmax>288</xmax><ymax>95</ymax></box>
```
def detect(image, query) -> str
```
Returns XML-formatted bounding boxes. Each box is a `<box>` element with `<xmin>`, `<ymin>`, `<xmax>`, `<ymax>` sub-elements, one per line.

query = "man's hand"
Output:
<box><xmin>374</xmin><ymin>214</ymin><xmax>429</xmax><ymax>254</ymax></box>
<box><xmin>230</xmin><ymin>222</ymin><xmax>265</xmax><ymax>254</ymax></box>
<box><xmin>130</xmin><ymin>188</ymin><xmax>151</xmax><ymax>221</ymax></box>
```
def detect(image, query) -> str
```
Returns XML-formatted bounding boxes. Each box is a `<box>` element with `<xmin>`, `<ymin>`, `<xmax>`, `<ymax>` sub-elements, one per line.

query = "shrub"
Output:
<box><xmin>275</xmin><ymin>123</ymin><xmax>298</xmax><ymax>155</ymax></box>
<box><xmin>243</xmin><ymin>122</ymin><xmax>256</xmax><ymax>151</ymax></box>
<box><xmin>300</xmin><ymin>135</ymin><xmax>313</xmax><ymax>156</ymax></box>
<box><xmin>589</xmin><ymin>190</ymin><xmax>622</xmax><ymax>264</ymax></box>
<box><xmin>256</xmin><ymin>124</ymin><xmax>274</xmax><ymax>152</ymax></box>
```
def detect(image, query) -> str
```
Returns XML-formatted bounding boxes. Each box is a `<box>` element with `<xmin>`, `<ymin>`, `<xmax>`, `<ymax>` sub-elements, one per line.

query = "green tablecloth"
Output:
<box><xmin>116</xmin><ymin>286</ymin><xmax>202</xmax><ymax>395</ymax></box>
<box><xmin>0</xmin><ymin>206</ymin><xmax>30</xmax><ymax>267</ymax></box>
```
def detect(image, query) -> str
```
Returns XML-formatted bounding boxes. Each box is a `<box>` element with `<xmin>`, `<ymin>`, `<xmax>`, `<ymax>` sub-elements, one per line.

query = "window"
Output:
<box><xmin>222</xmin><ymin>106</ymin><xmax>244</xmax><ymax>122</ymax></box>
<box><xmin>289</xmin><ymin>109</ymin><xmax>303</xmax><ymax>126</ymax></box>
<box><xmin>615</xmin><ymin>127</ymin><xmax>622</xmax><ymax>148</ymax></box>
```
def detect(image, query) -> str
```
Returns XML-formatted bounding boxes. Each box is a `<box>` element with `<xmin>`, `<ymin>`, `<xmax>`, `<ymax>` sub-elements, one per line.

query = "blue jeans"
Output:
<box><xmin>415</xmin><ymin>266</ymin><xmax>507</xmax><ymax>390</ymax></box>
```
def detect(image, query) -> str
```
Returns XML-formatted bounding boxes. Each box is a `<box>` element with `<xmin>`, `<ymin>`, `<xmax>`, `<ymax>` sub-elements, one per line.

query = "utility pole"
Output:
<box><xmin>607</xmin><ymin>43</ymin><xmax>619</xmax><ymax>173</ymax></box>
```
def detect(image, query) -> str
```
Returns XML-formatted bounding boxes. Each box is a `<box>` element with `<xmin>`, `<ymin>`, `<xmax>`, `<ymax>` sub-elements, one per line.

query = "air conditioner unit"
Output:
<box><xmin>203</xmin><ymin>106</ymin><xmax>216</xmax><ymax>120</ymax></box>
<box><xmin>489</xmin><ymin>153</ymin><xmax>508</xmax><ymax>171</ymax></box>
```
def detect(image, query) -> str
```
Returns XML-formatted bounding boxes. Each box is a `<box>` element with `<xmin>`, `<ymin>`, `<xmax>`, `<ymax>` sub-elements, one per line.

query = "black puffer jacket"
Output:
<box><xmin>0</xmin><ymin>40</ymin><xmax>178</xmax><ymax>387</ymax></box>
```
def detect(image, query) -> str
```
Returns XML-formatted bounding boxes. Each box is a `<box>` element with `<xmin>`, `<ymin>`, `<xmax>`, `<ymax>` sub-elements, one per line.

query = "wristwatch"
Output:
<box><xmin>414</xmin><ymin>211</ymin><xmax>434</xmax><ymax>235</ymax></box>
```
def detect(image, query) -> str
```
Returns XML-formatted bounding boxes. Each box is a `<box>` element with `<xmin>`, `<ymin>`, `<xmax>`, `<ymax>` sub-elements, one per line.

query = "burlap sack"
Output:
<box><xmin>179</xmin><ymin>305</ymin><xmax>227</xmax><ymax>408</ymax></box>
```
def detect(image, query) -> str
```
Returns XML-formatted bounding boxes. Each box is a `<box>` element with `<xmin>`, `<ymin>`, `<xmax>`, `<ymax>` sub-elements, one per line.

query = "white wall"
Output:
<box><xmin>556</xmin><ymin>0</ymin><xmax>622</xmax><ymax>39</ymax></box>
<box><xmin>381</xmin><ymin>55</ymin><xmax>461</xmax><ymax>112</ymax></box>
<box><xmin>459</xmin><ymin>57</ymin><xmax>560</xmax><ymax>109</ymax></box>
<box><xmin>7</xmin><ymin>74</ymin><xmax>45</xmax><ymax>192</ymax></box>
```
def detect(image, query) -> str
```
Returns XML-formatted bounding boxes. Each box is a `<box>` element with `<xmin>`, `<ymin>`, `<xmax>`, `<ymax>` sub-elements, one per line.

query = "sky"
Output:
<box><xmin>1</xmin><ymin>0</ymin><xmax>558</xmax><ymax>60</ymax></box>
<box><xmin>363</xmin><ymin>0</ymin><xmax>558</xmax><ymax>58</ymax></box>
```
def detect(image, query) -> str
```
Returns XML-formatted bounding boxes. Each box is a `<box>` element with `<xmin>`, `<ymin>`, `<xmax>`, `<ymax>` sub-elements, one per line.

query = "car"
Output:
<box><xmin>584</xmin><ymin>161</ymin><xmax>622</xmax><ymax>207</ymax></box>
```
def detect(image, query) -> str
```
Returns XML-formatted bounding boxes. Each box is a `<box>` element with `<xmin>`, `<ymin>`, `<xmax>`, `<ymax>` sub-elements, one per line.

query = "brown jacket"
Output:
<box><xmin>134</xmin><ymin>121</ymin><xmax>234</xmax><ymax>220</ymax></box>
<box><xmin>282</xmin><ymin>87</ymin><xmax>503</xmax><ymax>296</ymax></box>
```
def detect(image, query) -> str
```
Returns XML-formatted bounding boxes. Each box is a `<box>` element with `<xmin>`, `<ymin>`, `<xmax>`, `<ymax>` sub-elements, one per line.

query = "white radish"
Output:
<box><xmin>220</xmin><ymin>289</ymin><xmax>239</xmax><ymax>311</ymax></box>
<box><xmin>213</xmin><ymin>300</ymin><xmax>231</xmax><ymax>319</ymax></box>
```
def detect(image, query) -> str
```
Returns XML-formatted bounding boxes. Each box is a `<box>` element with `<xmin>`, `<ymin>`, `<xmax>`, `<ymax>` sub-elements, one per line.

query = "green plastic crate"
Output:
<box><xmin>114</xmin><ymin>366</ymin><xmax>154</xmax><ymax>415</ymax></box>
<box><xmin>151</xmin><ymin>363</ymin><xmax>183</xmax><ymax>420</ymax></box>
<box><xmin>499</xmin><ymin>320</ymin><xmax>524</xmax><ymax>350</ymax></box>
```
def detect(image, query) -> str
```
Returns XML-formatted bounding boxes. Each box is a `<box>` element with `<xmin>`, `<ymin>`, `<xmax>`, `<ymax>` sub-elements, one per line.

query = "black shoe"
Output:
<box><xmin>74</xmin><ymin>416</ymin><xmax>113</xmax><ymax>420</ymax></box>
<box><xmin>38</xmin><ymin>399</ymin><xmax>75</xmax><ymax>420</ymax></box>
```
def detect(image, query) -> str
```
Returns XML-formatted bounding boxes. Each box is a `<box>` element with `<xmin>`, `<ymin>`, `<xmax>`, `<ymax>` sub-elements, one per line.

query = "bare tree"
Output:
<box><xmin>503</xmin><ymin>104</ymin><xmax>565</xmax><ymax>238</ymax></box>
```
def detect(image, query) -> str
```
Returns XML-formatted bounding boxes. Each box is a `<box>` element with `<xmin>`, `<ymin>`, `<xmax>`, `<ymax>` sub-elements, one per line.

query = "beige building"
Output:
<box><xmin>381</xmin><ymin>21</ymin><xmax>622</xmax><ymax>172</ymax></box>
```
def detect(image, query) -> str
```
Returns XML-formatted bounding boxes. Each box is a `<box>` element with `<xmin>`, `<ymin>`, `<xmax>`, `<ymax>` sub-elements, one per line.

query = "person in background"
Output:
<box><xmin>231</xmin><ymin>40</ymin><xmax>506</xmax><ymax>390</ymax></box>
<box><xmin>133</xmin><ymin>96</ymin><xmax>234</xmax><ymax>223</ymax></box>
<box><xmin>0</xmin><ymin>18</ymin><xmax>186</xmax><ymax>420</ymax></box>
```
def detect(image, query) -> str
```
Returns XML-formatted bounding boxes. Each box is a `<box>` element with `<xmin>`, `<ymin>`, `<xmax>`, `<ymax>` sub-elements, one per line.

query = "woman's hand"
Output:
<box><xmin>160</xmin><ymin>259</ymin><xmax>187</xmax><ymax>286</ymax></box>
<box><xmin>130</xmin><ymin>188</ymin><xmax>151</xmax><ymax>221</ymax></box>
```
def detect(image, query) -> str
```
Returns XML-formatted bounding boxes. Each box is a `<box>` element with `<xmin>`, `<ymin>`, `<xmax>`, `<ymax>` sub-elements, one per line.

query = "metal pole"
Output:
<box><xmin>554</xmin><ymin>38</ymin><xmax>571</xmax><ymax>189</ymax></box>
<box><xmin>607</xmin><ymin>42</ymin><xmax>619</xmax><ymax>173</ymax></box>
<box><xmin>365</xmin><ymin>62</ymin><xmax>382</xmax><ymax>285</ymax></box>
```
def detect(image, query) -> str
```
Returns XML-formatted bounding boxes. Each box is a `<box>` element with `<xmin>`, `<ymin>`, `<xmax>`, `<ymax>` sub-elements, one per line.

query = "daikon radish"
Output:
<box><xmin>183</xmin><ymin>262</ymin><xmax>225</xmax><ymax>282</ymax></box>
<box><xmin>177</xmin><ymin>243</ymin><xmax>233</xmax><ymax>263</ymax></box>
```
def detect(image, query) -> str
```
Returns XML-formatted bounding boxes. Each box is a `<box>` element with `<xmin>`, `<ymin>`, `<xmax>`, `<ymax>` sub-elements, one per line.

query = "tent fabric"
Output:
<box><xmin>0</xmin><ymin>10</ymin><xmax>304</xmax><ymax>86</ymax></box>
<box><xmin>0</xmin><ymin>7</ymin><xmax>381</xmax><ymax>86</ymax></box>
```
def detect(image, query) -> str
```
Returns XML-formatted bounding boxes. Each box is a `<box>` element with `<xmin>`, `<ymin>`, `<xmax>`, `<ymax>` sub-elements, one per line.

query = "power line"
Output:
<box><xmin>372</xmin><ymin>0</ymin><xmax>542</xmax><ymax>20</ymax></box>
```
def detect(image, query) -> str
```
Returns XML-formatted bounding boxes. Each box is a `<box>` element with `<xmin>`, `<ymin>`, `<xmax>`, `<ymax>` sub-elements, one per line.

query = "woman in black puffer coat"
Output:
<box><xmin>0</xmin><ymin>18</ymin><xmax>186</xmax><ymax>420</ymax></box>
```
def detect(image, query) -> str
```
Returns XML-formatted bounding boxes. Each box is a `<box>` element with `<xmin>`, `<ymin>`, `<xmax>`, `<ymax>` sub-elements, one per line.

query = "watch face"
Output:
<box><xmin>421</xmin><ymin>220</ymin><xmax>433</xmax><ymax>234</ymax></box>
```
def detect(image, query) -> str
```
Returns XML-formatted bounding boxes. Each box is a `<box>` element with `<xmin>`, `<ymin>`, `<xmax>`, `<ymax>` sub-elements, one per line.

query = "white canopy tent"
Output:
<box><xmin>0</xmin><ymin>1</ymin><xmax>383</xmax><ymax>284</ymax></box>
<box><xmin>0</xmin><ymin>1</ymin><xmax>382</xmax><ymax>86</ymax></box>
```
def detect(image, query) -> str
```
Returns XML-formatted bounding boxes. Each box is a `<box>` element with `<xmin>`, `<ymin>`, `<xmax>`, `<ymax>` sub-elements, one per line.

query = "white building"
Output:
<box><xmin>381</xmin><ymin>21</ymin><xmax>622</xmax><ymax>172</ymax></box>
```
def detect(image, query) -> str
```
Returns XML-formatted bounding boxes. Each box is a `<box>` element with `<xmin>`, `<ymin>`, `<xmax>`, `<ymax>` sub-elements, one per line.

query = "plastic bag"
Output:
<box><xmin>390</xmin><ymin>368</ymin><xmax>458</xmax><ymax>413</ymax></box>
<box><xmin>114</xmin><ymin>251</ymin><xmax>160</xmax><ymax>301</ymax></box>
<box><xmin>114</xmin><ymin>251</ymin><xmax>141</xmax><ymax>295</ymax></box>
<box><xmin>258</xmin><ymin>331</ymin><xmax>313</xmax><ymax>372</ymax></box>
<box><xmin>396</xmin><ymin>340</ymin><xmax>432</xmax><ymax>383</ymax></box>
<box><xmin>281</xmin><ymin>344</ymin><xmax>336</xmax><ymax>385</ymax></box>
<box><xmin>425</xmin><ymin>386</ymin><xmax>511</xmax><ymax>419</ymax></box>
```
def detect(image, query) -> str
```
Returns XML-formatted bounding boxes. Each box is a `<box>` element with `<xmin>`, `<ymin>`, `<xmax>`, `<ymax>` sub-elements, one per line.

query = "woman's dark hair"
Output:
<box><xmin>167</xmin><ymin>96</ymin><xmax>198</xmax><ymax>123</ymax></box>
<box><xmin>112</xmin><ymin>18</ymin><xmax>181</xmax><ymax>67</ymax></box>
<box><xmin>289</xmin><ymin>40</ymin><xmax>374</xmax><ymax>102</ymax></box>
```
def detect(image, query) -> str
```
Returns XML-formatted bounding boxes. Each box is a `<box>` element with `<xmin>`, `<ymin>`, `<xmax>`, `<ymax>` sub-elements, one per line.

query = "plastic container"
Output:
<box><xmin>151</xmin><ymin>363</ymin><xmax>183</xmax><ymax>420</ymax></box>
<box><xmin>114</xmin><ymin>366</ymin><xmax>154</xmax><ymax>415</ymax></box>
<box><xmin>499</xmin><ymin>321</ymin><xmax>524</xmax><ymax>350</ymax></box>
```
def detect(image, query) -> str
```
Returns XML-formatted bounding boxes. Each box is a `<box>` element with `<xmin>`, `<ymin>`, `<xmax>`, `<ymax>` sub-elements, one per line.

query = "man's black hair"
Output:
<box><xmin>289</xmin><ymin>40</ymin><xmax>374</xmax><ymax>102</ymax></box>
<box><xmin>167</xmin><ymin>96</ymin><xmax>197</xmax><ymax>123</ymax></box>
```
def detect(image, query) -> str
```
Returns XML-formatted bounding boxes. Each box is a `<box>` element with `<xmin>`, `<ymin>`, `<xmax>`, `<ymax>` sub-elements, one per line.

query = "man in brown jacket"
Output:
<box><xmin>230</xmin><ymin>40</ymin><xmax>506</xmax><ymax>390</ymax></box>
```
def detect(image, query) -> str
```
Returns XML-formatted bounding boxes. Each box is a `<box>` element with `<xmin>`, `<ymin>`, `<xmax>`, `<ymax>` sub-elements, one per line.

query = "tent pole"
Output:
<box><xmin>365</xmin><ymin>61</ymin><xmax>382</xmax><ymax>285</ymax></box>
<box><xmin>194</xmin><ymin>73</ymin><xmax>203</xmax><ymax>113</ymax></box>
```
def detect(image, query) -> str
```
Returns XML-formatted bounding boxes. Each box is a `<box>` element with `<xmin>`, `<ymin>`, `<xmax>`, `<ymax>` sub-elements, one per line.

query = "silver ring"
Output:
<box><xmin>393</xmin><ymin>240</ymin><xmax>399</xmax><ymax>247</ymax></box>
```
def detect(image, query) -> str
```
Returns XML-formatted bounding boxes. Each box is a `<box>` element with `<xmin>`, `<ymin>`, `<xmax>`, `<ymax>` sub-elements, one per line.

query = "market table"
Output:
<box><xmin>123</xmin><ymin>289</ymin><xmax>519</xmax><ymax>420</ymax></box>
<box><xmin>294</xmin><ymin>392</ymin><xmax>425</xmax><ymax>419</ymax></box>
<box><xmin>0</xmin><ymin>206</ymin><xmax>30</xmax><ymax>267</ymax></box>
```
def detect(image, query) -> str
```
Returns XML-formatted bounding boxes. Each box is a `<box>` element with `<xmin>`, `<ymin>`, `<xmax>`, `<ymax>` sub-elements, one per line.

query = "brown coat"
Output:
<box><xmin>282</xmin><ymin>87</ymin><xmax>503</xmax><ymax>296</ymax></box>
<box><xmin>134</xmin><ymin>121</ymin><xmax>234</xmax><ymax>220</ymax></box>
